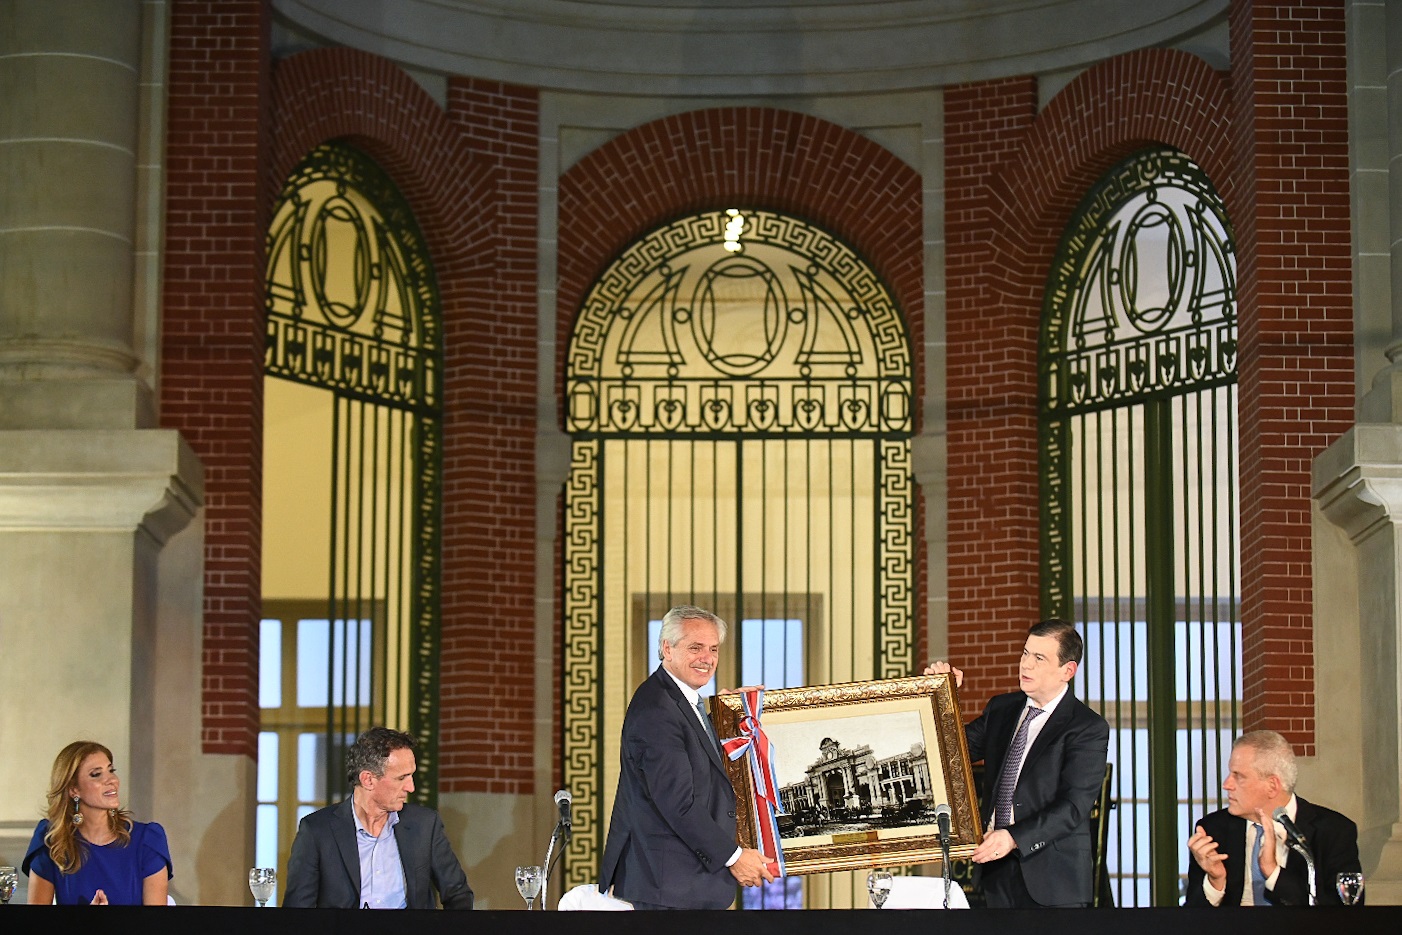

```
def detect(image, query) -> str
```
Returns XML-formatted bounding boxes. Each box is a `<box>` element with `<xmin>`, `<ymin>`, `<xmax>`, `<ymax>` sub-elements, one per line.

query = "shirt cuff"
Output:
<box><xmin>1202</xmin><ymin>877</ymin><xmax>1225</xmax><ymax>906</ymax></box>
<box><xmin>725</xmin><ymin>847</ymin><xmax>742</xmax><ymax>867</ymax></box>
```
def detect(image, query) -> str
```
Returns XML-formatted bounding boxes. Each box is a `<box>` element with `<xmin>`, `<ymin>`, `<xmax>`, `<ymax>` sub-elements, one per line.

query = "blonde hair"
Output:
<box><xmin>42</xmin><ymin>741</ymin><xmax>132</xmax><ymax>874</ymax></box>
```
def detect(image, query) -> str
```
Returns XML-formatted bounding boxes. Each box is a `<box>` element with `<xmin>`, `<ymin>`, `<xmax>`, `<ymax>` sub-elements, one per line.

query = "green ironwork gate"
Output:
<box><xmin>264</xmin><ymin>142</ymin><xmax>443</xmax><ymax>808</ymax></box>
<box><xmin>1039</xmin><ymin>148</ymin><xmax>1240</xmax><ymax>906</ymax></box>
<box><xmin>562</xmin><ymin>208</ymin><xmax>915</xmax><ymax>907</ymax></box>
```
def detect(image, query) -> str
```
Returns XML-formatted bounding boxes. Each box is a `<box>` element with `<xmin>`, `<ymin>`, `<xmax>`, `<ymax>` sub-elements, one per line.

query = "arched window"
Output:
<box><xmin>563</xmin><ymin>208</ymin><xmax>915</xmax><ymax>907</ymax></box>
<box><xmin>258</xmin><ymin>142</ymin><xmax>443</xmax><ymax>890</ymax></box>
<box><xmin>1040</xmin><ymin>147</ymin><xmax>1239</xmax><ymax>907</ymax></box>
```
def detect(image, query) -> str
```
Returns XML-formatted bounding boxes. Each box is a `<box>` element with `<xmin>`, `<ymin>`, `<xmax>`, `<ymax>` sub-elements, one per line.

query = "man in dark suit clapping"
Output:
<box><xmin>927</xmin><ymin>618</ymin><xmax>1109</xmax><ymax>907</ymax></box>
<box><xmin>598</xmin><ymin>605</ymin><xmax>774</xmax><ymax>909</ymax></box>
<box><xmin>1185</xmin><ymin>730</ymin><xmax>1362</xmax><ymax>906</ymax></box>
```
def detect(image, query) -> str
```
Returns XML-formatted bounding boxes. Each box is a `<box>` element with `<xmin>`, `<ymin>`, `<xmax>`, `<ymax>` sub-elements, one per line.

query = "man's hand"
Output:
<box><xmin>922</xmin><ymin>660</ymin><xmax>963</xmax><ymax>688</ymax></box>
<box><xmin>1188</xmin><ymin>826</ymin><xmax>1228</xmax><ymax>893</ymax></box>
<box><xmin>729</xmin><ymin>848</ymin><xmax>777</xmax><ymax>887</ymax></box>
<box><xmin>1253</xmin><ymin>809</ymin><xmax>1279</xmax><ymax>879</ymax></box>
<box><xmin>970</xmin><ymin>828</ymin><xmax>1015</xmax><ymax>864</ymax></box>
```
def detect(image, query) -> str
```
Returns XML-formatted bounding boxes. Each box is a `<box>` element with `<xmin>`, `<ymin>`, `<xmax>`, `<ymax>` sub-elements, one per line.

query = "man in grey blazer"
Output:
<box><xmin>928</xmin><ymin>619</ymin><xmax>1110</xmax><ymax>907</ymax></box>
<box><xmin>598</xmin><ymin>605</ymin><xmax>774</xmax><ymax>908</ymax></box>
<box><xmin>284</xmin><ymin>727</ymin><xmax>473</xmax><ymax>909</ymax></box>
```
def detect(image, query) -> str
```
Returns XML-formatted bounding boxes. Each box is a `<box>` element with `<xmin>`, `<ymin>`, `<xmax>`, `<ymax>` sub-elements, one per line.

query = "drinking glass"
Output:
<box><xmin>867</xmin><ymin>870</ymin><xmax>893</xmax><ymax>909</ymax></box>
<box><xmin>248</xmin><ymin>867</ymin><xmax>276</xmax><ymax>907</ymax></box>
<box><xmin>1336</xmin><ymin>871</ymin><xmax>1364</xmax><ymax>906</ymax></box>
<box><xmin>515</xmin><ymin>865</ymin><xmax>543</xmax><ymax>910</ymax></box>
<box><xmin>0</xmin><ymin>866</ymin><xmax>17</xmax><ymax>905</ymax></box>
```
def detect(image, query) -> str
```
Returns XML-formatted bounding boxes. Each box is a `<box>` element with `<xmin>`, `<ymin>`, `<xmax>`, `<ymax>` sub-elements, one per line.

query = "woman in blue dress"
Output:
<box><xmin>23</xmin><ymin>740</ymin><xmax>172</xmax><ymax>905</ymax></box>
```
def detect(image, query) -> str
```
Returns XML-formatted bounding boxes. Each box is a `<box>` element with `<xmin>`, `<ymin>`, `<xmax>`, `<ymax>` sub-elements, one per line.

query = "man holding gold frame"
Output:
<box><xmin>927</xmin><ymin>618</ymin><xmax>1109</xmax><ymax>908</ymax></box>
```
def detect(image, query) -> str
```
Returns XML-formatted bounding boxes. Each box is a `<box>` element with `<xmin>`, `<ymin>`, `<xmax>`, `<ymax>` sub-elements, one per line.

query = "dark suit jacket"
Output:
<box><xmin>283</xmin><ymin>798</ymin><xmax>473</xmax><ymax>909</ymax></box>
<box><xmin>965</xmin><ymin>689</ymin><xmax>1110</xmax><ymax>907</ymax></box>
<box><xmin>598</xmin><ymin>667</ymin><xmax>739</xmax><ymax>909</ymax></box>
<box><xmin>1184</xmin><ymin>797</ymin><xmax>1362</xmax><ymax>906</ymax></box>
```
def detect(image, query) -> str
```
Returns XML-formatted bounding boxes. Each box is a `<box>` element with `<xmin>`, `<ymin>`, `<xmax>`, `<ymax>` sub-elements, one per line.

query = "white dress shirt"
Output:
<box><xmin>1200</xmin><ymin>794</ymin><xmax>1297</xmax><ymax>906</ymax></box>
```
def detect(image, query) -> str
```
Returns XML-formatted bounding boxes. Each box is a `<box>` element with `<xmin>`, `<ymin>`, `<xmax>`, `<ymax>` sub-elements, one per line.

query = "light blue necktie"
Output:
<box><xmin>695</xmin><ymin>698</ymin><xmax>719</xmax><ymax>748</ymax></box>
<box><xmin>1249</xmin><ymin>823</ymin><xmax>1267</xmax><ymax>906</ymax></box>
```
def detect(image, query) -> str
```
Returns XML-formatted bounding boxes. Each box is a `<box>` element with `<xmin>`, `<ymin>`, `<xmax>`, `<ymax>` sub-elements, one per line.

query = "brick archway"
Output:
<box><xmin>556</xmin><ymin>107</ymin><xmax>924</xmax><ymax>389</ymax></box>
<box><xmin>946</xmin><ymin>49</ymin><xmax>1234</xmax><ymax>703</ymax></box>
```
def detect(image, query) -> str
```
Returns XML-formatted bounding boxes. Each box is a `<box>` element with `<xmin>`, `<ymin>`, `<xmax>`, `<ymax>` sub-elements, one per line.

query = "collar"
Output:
<box><xmin>661</xmin><ymin>665</ymin><xmax>706</xmax><ymax>707</ymax></box>
<box><xmin>1024</xmin><ymin>684</ymin><xmax>1069</xmax><ymax>716</ymax></box>
<box><xmin>351</xmin><ymin>798</ymin><xmax>400</xmax><ymax>839</ymax></box>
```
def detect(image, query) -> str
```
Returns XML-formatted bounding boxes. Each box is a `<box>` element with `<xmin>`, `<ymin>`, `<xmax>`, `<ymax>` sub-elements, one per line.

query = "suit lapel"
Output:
<box><xmin>393</xmin><ymin>809</ymin><xmax>419</xmax><ymax>909</ymax></box>
<box><xmin>1019</xmin><ymin>692</ymin><xmax>1077</xmax><ymax>773</ymax></box>
<box><xmin>334</xmin><ymin>798</ymin><xmax>361</xmax><ymax>897</ymax></box>
<box><xmin>658</xmin><ymin>669</ymin><xmax>727</xmax><ymax>773</ymax></box>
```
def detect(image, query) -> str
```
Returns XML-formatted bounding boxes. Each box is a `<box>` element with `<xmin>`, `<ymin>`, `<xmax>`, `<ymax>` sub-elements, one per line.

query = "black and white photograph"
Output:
<box><xmin>767</xmin><ymin>710</ymin><xmax>937</xmax><ymax>839</ymax></box>
<box><xmin>713</xmin><ymin>674</ymin><xmax>983</xmax><ymax>875</ymax></box>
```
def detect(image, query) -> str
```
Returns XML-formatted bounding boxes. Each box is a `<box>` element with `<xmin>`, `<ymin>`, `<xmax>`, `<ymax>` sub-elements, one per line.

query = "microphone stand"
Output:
<box><xmin>540</xmin><ymin>821</ymin><xmax>570</xmax><ymax>910</ymax></box>
<box><xmin>939</xmin><ymin>837</ymin><xmax>953</xmax><ymax>908</ymax></box>
<box><xmin>1285</xmin><ymin>840</ymin><xmax>1316</xmax><ymax>906</ymax></box>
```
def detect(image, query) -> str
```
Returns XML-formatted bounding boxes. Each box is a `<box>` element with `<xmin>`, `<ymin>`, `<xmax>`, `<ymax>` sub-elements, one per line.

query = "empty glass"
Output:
<box><xmin>515</xmin><ymin>865</ymin><xmax>543</xmax><ymax>910</ymax></box>
<box><xmin>1336</xmin><ymin>871</ymin><xmax>1364</xmax><ymax>906</ymax></box>
<box><xmin>0</xmin><ymin>866</ymin><xmax>17</xmax><ymax>905</ymax></box>
<box><xmin>867</xmin><ymin>870</ymin><xmax>893</xmax><ymax>909</ymax></box>
<box><xmin>248</xmin><ymin>867</ymin><xmax>276</xmax><ymax>907</ymax></box>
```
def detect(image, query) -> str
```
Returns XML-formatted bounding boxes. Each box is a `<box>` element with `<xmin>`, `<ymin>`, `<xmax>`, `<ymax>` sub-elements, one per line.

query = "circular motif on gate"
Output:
<box><xmin>307</xmin><ymin>196</ymin><xmax>374</xmax><ymax>329</ymax></box>
<box><xmin>1118</xmin><ymin>201</ymin><xmax>1186</xmax><ymax>332</ymax></box>
<box><xmin>690</xmin><ymin>256</ymin><xmax>788</xmax><ymax>377</ymax></box>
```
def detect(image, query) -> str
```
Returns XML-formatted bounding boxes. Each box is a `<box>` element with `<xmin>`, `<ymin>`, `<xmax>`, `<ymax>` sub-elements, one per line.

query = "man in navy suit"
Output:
<box><xmin>928</xmin><ymin>619</ymin><xmax>1110</xmax><ymax>907</ymax></box>
<box><xmin>598</xmin><ymin>605</ymin><xmax>774</xmax><ymax>909</ymax></box>
<box><xmin>1185</xmin><ymin>729</ymin><xmax>1362</xmax><ymax>906</ymax></box>
<box><xmin>284</xmin><ymin>727</ymin><xmax>473</xmax><ymax>909</ymax></box>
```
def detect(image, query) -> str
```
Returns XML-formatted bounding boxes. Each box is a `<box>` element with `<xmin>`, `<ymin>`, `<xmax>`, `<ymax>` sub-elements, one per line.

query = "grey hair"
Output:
<box><xmin>346</xmin><ymin>726</ymin><xmax>417</xmax><ymax>787</ymax></box>
<box><xmin>1233</xmin><ymin>729</ymin><xmax>1298</xmax><ymax>793</ymax></box>
<box><xmin>657</xmin><ymin>605</ymin><xmax>727</xmax><ymax>660</ymax></box>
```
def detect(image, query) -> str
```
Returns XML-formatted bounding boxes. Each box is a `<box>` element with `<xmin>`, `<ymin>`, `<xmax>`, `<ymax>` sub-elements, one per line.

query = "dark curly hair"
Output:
<box><xmin>345</xmin><ymin>727</ymin><xmax>418</xmax><ymax>787</ymax></box>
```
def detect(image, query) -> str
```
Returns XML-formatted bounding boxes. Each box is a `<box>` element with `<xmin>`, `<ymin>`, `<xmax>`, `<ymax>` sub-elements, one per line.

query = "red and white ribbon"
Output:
<box><xmin>721</xmin><ymin>688</ymin><xmax>786</xmax><ymax>877</ymax></box>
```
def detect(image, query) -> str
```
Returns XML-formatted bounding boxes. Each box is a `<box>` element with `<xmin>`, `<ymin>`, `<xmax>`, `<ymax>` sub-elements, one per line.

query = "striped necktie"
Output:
<box><xmin>994</xmin><ymin>706</ymin><xmax>1045</xmax><ymax>828</ymax></box>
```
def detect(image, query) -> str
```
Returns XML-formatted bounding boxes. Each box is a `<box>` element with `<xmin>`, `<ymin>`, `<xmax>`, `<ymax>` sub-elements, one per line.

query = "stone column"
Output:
<box><xmin>0</xmin><ymin>0</ymin><xmax>153</xmax><ymax>427</ymax></box>
<box><xmin>1312</xmin><ymin>0</ymin><xmax>1402</xmax><ymax>904</ymax></box>
<box><xmin>0</xmin><ymin>0</ymin><xmax>205</xmax><ymax>890</ymax></box>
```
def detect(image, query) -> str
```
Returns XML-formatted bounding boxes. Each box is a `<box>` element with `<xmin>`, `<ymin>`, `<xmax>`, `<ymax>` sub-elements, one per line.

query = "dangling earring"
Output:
<box><xmin>70</xmin><ymin>795</ymin><xmax>83</xmax><ymax>827</ymax></box>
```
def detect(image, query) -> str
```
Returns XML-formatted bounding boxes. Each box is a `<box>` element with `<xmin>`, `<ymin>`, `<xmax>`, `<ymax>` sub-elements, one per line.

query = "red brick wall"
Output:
<box><xmin>946</xmin><ymin>49</ymin><xmax>1238</xmax><ymax>712</ymax></box>
<box><xmin>441</xmin><ymin>77</ymin><xmax>540</xmax><ymax>794</ymax></box>
<box><xmin>268</xmin><ymin>52</ymin><xmax>538</xmax><ymax>793</ymax></box>
<box><xmin>945</xmin><ymin>76</ymin><xmax>1041</xmax><ymax>706</ymax></box>
<box><xmin>162</xmin><ymin>0</ymin><xmax>271</xmax><ymax>757</ymax></box>
<box><xmin>1228</xmin><ymin>0</ymin><xmax>1352</xmax><ymax>754</ymax></box>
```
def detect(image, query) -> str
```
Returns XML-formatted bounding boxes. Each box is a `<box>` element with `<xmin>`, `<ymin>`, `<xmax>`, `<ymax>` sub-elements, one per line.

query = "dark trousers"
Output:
<box><xmin>980</xmin><ymin>855</ymin><xmax>1089</xmax><ymax>909</ymax></box>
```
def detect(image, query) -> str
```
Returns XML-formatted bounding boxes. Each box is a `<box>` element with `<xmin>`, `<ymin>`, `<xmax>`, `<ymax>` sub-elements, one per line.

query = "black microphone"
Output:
<box><xmin>554</xmin><ymin>788</ymin><xmax>573</xmax><ymax>830</ymax></box>
<box><xmin>1272</xmin><ymin>806</ymin><xmax>1307</xmax><ymax>848</ymax></box>
<box><xmin>935</xmin><ymin>802</ymin><xmax>952</xmax><ymax>848</ymax></box>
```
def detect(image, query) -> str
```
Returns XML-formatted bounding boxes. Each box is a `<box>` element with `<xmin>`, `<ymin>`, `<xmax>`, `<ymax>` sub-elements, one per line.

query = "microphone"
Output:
<box><xmin>1272</xmin><ymin>806</ymin><xmax>1307</xmax><ymax>848</ymax></box>
<box><xmin>554</xmin><ymin>788</ymin><xmax>573</xmax><ymax>830</ymax></box>
<box><xmin>935</xmin><ymin>803</ymin><xmax>952</xmax><ymax>848</ymax></box>
<box><xmin>935</xmin><ymin>803</ymin><xmax>954</xmax><ymax>909</ymax></box>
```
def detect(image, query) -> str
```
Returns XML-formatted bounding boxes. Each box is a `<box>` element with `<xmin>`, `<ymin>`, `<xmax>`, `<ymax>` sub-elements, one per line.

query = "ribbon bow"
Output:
<box><xmin>721</xmin><ymin>688</ymin><xmax>786</xmax><ymax>877</ymax></box>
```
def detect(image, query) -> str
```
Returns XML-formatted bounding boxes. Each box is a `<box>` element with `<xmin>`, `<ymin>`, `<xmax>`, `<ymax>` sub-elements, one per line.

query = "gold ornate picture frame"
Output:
<box><xmin>711</xmin><ymin>674</ymin><xmax>982</xmax><ymax>875</ymax></box>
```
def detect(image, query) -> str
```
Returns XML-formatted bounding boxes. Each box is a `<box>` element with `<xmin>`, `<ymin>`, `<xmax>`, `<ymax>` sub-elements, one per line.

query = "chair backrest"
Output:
<box><xmin>1089</xmin><ymin>761</ymin><xmax>1115</xmax><ymax>908</ymax></box>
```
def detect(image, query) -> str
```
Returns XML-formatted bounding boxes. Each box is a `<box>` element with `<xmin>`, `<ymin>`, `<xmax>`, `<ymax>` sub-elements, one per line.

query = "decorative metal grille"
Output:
<box><xmin>264</xmin><ymin>142</ymin><xmax>443</xmax><ymax>807</ymax></box>
<box><xmin>563</xmin><ymin>208</ymin><xmax>915</xmax><ymax>906</ymax></box>
<box><xmin>1039</xmin><ymin>147</ymin><xmax>1239</xmax><ymax>907</ymax></box>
